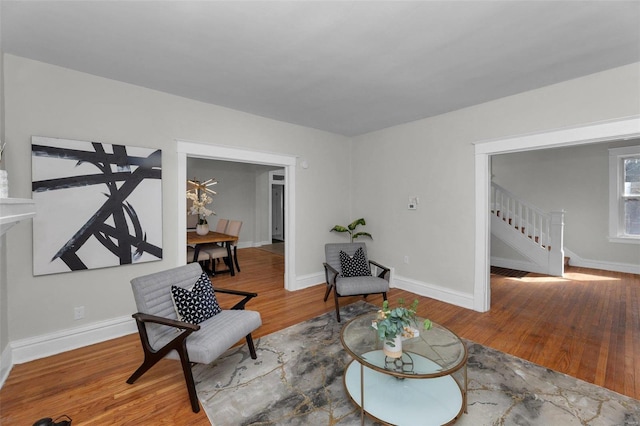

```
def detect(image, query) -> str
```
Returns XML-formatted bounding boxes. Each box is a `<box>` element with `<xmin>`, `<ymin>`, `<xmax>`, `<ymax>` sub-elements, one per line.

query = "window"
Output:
<box><xmin>609</xmin><ymin>145</ymin><xmax>640</xmax><ymax>243</ymax></box>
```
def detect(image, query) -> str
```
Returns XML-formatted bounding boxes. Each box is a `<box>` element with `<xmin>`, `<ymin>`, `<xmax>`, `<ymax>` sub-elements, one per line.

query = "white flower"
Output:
<box><xmin>187</xmin><ymin>189</ymin><xmax>215</xmax><ymax>220</ymax></box>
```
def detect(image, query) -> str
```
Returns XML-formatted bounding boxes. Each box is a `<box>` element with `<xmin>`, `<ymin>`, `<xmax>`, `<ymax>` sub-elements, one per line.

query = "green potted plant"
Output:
<box><xmin>330</xmin><ymin>218</ymin><xmax>372</xmax><ymax>242</ymax></box>
<box><xmin>374</xmin><ymin>299</ymin><xmax>432</xmax><ymax>358</ymax></box>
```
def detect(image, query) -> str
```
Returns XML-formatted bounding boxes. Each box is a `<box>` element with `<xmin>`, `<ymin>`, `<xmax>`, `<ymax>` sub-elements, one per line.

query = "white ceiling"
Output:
<box><xmin>2</xmin><ymin>1</ymin><xmax>639</xmax><ymax>137</ymax></box>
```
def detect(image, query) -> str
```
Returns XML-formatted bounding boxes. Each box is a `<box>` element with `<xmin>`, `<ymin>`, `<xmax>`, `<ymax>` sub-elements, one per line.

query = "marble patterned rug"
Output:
<box><xmin>194</xmin><ymin>302</ymin><xmax>640</xmax><ymax>425</ymax></box>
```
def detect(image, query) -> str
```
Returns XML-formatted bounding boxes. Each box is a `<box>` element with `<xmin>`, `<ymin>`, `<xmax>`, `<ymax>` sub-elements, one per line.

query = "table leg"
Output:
<box><xmin>464</xmin><ymin>360</ymin><xmax>468</xmax><ymax>414</ymax></box>
<box><xmin>226</xmin><ymin>242</ymin><xmax>235</xmax><ymax>276</ymax></box>
<box><xmin>360</xmin><ymin>362</ymin><xmax>364</xmax><ymax>426</ymax></box>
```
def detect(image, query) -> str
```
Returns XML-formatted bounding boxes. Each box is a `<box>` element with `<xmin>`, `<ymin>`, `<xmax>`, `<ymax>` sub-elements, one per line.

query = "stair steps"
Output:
<box><xmin>491</xmin><ymin>182</ymin><xmax>565</xmax><ymax>276</ymax></box>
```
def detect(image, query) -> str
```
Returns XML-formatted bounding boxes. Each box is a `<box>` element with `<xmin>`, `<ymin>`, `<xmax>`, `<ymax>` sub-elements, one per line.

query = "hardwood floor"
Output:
<box><xmin>1</xmin><ymin>248</ymin><xmax>637</xmax><ymax>424</ymax></box>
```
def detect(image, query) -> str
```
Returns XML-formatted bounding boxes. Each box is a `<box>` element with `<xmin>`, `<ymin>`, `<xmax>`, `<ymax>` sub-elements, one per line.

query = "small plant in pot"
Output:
<box><xmin>374</xmin><ymin>299</ymin><xmax>432</xmax><ymax>358</ymax></box>
<box><xmin>330</xmin><ymin>218</ymin><xmax>372</xmax><ymax>242</ymax></box>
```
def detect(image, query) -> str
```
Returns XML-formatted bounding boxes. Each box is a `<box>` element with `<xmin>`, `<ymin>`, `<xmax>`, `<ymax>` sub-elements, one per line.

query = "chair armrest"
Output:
<box><xmin>214</xmin><ymin>287</ymin><xmax>258</xmax><ymax>310</ymax></box>
<box><xmin>369</xmin><ymin>260</ymin><xmax>391</xmax><ymax>280</ymax></box>
<box><xmin>323</xmin><ymin>262</ymin><xmax>340</xmax><ymax>285</ymax></box>
<box><xmin>323</xmin><ymin>262</ymin><xmax>339</xmax><ymax>276</ymax></box>
<box><xmin>132</xmin><ymin>312</ymin><xmax>200</xmax><ymax>331</ymax></box>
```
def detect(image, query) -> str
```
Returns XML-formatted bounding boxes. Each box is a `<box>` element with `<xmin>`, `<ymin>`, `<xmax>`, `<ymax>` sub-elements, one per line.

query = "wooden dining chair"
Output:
<box><xmin>187</xmin><ymin>246</ymin><xmax>211</xmax><ymax>268</ymax></box>
<box><xmin>202</xmin><ymin>220</ymin><xmax>242</xmax><ymax>274</ymax></box>
<box><xmin>215</xmin><ymin>218</ymin><xmax>229</xmax><ymax>233</ymax></box>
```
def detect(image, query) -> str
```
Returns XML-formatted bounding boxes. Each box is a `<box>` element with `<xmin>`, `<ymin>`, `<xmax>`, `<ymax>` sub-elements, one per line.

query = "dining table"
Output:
<box><xmin>187</xmin><ymin>231</ymin><xmax>238</xmax><ymax>276</ymax></box>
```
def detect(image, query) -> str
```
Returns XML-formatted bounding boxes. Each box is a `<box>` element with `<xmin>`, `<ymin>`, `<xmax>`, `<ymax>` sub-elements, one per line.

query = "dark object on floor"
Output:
<box><xmin>491</xmin><ymin>266</ymin><xmax>529</xmax><ymax>278</ymax></box>
<box><xmin>32</xmin><ymin>415</ymin><xmax>72</xmax><ymax>426</ymax></box>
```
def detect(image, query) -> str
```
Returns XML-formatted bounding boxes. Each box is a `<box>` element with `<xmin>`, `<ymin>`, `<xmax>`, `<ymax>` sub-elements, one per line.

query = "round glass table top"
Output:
<box><xmin>340</xmin><ymin>311</ymin><xmax>468</xmax><ymax>378</ymax></box>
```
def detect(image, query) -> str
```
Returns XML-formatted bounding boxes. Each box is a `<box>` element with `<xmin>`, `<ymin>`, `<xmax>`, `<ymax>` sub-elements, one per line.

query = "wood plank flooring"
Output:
<box><xmin>0</xmin><ymin>248</ymin><xmax>637</xmax><ymax>425</ymax></box>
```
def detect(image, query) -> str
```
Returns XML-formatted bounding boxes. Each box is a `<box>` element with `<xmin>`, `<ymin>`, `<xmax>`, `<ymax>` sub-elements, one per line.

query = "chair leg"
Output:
<box><xmin>323</xmin><ymin>283</ymin><xmax>333</xmax><ymax>302</ymax></box>
<box><xmin>177</xmin><ymin>341</ymin><xmax>200</xmax><ymax>413</ymax></box>
<box><xmin>383</xmin><ymin>292</ymin><xmax>388</xmax><ymax>301</ymax></box>
<box><xmin>333</xmin><ymin>288</ymin><xmax>341</xmax><ymax>322</ymax></box>
<box><xmin>126</xmin><ymin>352</ymin><xmax>162</xmax><ymax>385</ymax></box>
<box><xmin>246</xmin><ymin>333</ymin><xmax>257</xmax><ymax>359</ymax></box>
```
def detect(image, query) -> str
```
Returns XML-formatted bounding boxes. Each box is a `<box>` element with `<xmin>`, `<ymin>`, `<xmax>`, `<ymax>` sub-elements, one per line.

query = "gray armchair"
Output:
<box><xmin>126</xmin><ymin>263</ymin><xmax>262</xmax><ymax>413</ymax></box>
<box><xmin>323</xmin><ymin>242</ymin><xmax>390</xmax><ymax>322</ymax></box>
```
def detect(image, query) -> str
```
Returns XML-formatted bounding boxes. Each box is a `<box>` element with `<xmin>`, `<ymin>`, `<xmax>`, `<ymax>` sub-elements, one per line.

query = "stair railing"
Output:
<box><xmin>491</xmin><ymin>182</ymin><xmax>550</xmax><ymax>249</ymax></box>
<box><xmin>491</xmin><ymin>182</ymin><xmax>565</xmax><ymax>276</ymax></box>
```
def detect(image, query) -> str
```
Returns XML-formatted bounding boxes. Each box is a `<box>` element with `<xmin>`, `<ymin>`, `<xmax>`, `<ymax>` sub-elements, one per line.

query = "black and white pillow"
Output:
<box><xmin>171</xmin><ymin>272</ymin><xmax>222</xmax><ymax>324</ymax></box>
<box><xmin>339</xmin><ymin>247</ymin><xmax>372</xmax><ymax>277</ymax></box>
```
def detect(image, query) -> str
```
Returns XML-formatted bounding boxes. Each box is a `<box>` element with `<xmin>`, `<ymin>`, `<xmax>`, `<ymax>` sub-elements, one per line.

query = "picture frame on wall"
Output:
<box><xmin>31</xmin><ymin>136</ymin><xmax>163</xmax><ymax>276</ymax></box>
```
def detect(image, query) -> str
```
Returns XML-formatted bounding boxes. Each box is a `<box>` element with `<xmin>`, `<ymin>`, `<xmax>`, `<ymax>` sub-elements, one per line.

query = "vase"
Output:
<box><xmin>0</xmin><ymin>170</ymin><xmax>8</xmax><ymax>198</ymax></box>
<box><xmin>383</xmin><ymin>335</ymin><xmax>402</xmax><ymax>358</ymax></box>
<box><xmin>196</xmin><ymin>224</ymin><xmax>209</xmax><ymax>235</ymax></box>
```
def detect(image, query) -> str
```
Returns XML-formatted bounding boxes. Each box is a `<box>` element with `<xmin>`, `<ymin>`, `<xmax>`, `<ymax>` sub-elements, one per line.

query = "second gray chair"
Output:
<box><xmin>323</xmin><ymin>242</ymin><xmax>390</xmax><ymax>322</ymax></box>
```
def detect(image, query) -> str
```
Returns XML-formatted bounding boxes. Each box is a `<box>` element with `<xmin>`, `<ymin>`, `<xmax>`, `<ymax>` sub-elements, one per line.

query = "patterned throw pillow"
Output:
<box><xmin>339</xmin><ymin>247</ymin><xmax>372</xmax><ymax>277</ymax></box>
<box><xmin>171</xmin><ymin>272</ymin><xmax>222</xmax><ymax>324</ymax></box>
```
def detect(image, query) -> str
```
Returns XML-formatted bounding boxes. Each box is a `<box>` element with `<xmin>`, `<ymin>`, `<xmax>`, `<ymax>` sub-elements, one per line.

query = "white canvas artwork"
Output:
<box><xmin>32</xmin><ymin>136</ymin><xmax>163</xmax><ymax>276</ymax></box>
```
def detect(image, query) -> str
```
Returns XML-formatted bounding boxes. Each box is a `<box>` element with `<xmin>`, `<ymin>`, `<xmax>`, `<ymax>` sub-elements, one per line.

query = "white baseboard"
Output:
<box><xmin>295</xmin><ymin>272</ymin><xmax>325</xmax><ymax>290</ymax></box>
<box><xmin>564</xmin><ymin>248</ymin><xmax>640</xmax><ymax>275</ymax></box>
<box><xmin>492</xmin><ymin>251</ymin><xmax>640</xmax><ymax>275</ymax></box>
<box><xmin>0</xmin><ymin>344</ymin><xmax>12</xmax><ymax>388</ymax></box>
<box><xmin>392</xmin><ymin>275</ymin><xmax>475</xmax><ymax>311</ymax></box>
<box><xmin>490</xmin><ymin>256</ymin><xmax>549</xmax><ymax>275</ymax></box>
<box><xmin>11</xmin><ymin>315</ymin><xmax>137</xmax><ymax>365</ymax></box>
<box><xmin>237</xmin><ymin>241</ymin><xmax>254</xmax><ymax>249</ymax></box>
<box><xmin>293</xmin><ymin>270</ymin><xmax>474</xmax><ymax>310</ymax></box>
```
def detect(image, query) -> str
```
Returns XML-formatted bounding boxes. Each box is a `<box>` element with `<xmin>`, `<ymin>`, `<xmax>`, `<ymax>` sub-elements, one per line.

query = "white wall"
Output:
<box><xmin>351</xmin><ymin>63</ymin><xmax>640</xmax><ymax>300</ymax></box>
<box><xmin>3</xmin><ymin>54</ymin><xmax>351</xmax><ymax>344</ymax></box>
<box><xmin>2</xmin><ymin>52</ymin><xmax>639</xmax><ymax>360</ymax></box>
<box><xmin>187</xmin><ymin>157</ymin><xmax>281</xmax><ymax>246</ymax></box>
<box><xmin>0</xmin><ymin>9</ymin><xmax>9</xmax><ymax>378</ymax></box>
<box><xmin>491</xmin><ymin>140</ymin><xmax>640</xmax><ymax>267</ymax></box>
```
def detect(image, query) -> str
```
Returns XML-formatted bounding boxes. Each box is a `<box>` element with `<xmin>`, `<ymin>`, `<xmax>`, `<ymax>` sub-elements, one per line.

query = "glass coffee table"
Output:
<box><xmin>340</xmin><ymin>312</ymin><xmax>468</xmax><ymax>425</ymax></box>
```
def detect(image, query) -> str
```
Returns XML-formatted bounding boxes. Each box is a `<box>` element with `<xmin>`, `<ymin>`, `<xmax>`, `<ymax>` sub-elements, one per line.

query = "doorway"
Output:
<box><xmin>473</xmin><ymin>117</ymin><xmax>640</xmax><ymax>312</ymax></box>
<box><xmin>270</xmin><ymin>170</ymin><xmax>285</xmax><ymax>242</ymax></box>
<box><xmin>177</xmin><ymin>140</ymin><xmax>298</xmax><ymax>291</ymax></box>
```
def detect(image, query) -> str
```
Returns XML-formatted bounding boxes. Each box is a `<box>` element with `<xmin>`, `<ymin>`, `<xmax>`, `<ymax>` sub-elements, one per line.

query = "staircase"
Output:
<box><xmin>491</xmin><ymin>182</ymin><xmax>565</xmax><ymax>276</ymax></box>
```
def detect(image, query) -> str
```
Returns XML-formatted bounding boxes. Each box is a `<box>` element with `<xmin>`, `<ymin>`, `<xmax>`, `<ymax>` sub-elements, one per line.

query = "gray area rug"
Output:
<box><xmin>194</xmin><ymin>302</ymin><xmax>640</xmax><ymax>425</ymax></box>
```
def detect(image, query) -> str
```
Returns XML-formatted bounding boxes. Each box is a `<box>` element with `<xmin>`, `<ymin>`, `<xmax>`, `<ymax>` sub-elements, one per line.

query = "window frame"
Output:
<box><xmin>609</xmin><ymin>145</ymin><xmax>640</xmax><ymax>244</ymax></box>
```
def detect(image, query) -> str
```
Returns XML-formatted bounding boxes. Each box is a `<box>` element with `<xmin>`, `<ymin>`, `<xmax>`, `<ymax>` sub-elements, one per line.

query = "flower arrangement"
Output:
<box><xmin>187</xmin><ymin>190</ymin><xmax>214</xmax><ymax>224</ymax></box>
<box><xmin>187</xmin><ymin>178</ymin><xmax>217</xmax><ymax>225</ymax></box>
<box><xmin>374</xmin><ymin>299</ymin><xmax>432</xmax><ymax>346</ymax></box>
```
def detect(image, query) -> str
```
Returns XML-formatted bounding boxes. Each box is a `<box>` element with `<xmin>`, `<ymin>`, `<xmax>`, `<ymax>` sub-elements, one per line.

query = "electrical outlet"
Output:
<box><xmin>74</xmin><ymin>306</ymin><xmax>85</xmax><ymax>320</ymax></box>
<box><xmin>403</xmin><ymin>255</ymin><xmax>409</xmax><ymax>264</ymax></box>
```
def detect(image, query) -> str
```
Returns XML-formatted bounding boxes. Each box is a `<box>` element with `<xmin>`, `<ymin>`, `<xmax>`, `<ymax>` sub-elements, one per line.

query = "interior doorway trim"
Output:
<box><xmin>177</xmin><ymin>140</ymin><xmax>297</xmax><ymax>290</ymax></box>
<box><xmin>473</xmin><ymin>116</ymin><xmax>640</xmax><ymax>312</ymax></box>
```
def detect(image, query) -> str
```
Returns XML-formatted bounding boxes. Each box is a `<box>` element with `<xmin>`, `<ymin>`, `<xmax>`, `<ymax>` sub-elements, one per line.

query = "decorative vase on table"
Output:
<box><xmin>383</xmin><ymin>335</ymin><xmax>403</xmax><ymax>358</ymax></box>
<box><xmin>196</xmin><ymin>223</ymin><xmax>209</xmax><ymax>235</ymax></box>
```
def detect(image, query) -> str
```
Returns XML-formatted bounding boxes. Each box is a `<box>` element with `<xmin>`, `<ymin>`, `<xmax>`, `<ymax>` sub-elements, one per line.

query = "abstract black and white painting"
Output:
<box><xmin>32</xmin><ymin>136</ymin><xmax>163</xmax><ymax>276</ymax></box>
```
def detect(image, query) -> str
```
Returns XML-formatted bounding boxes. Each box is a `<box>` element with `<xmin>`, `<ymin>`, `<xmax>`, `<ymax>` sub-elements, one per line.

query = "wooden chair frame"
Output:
<box><xmin>127</xmin><ymin>288</ymin><xmax>258</xmax><ymax>413</ymax></box>
<box><xmin>323</xmin><ymin>259</ymin><xmax>390</xmax><ymax>322</ymax></box>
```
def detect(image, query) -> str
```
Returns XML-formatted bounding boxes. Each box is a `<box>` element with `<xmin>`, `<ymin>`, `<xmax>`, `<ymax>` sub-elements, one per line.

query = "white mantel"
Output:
<box><xmin>0</xmin><ymin>198</ymin><xmax>36</xmax><ymax>236</ymax></box>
